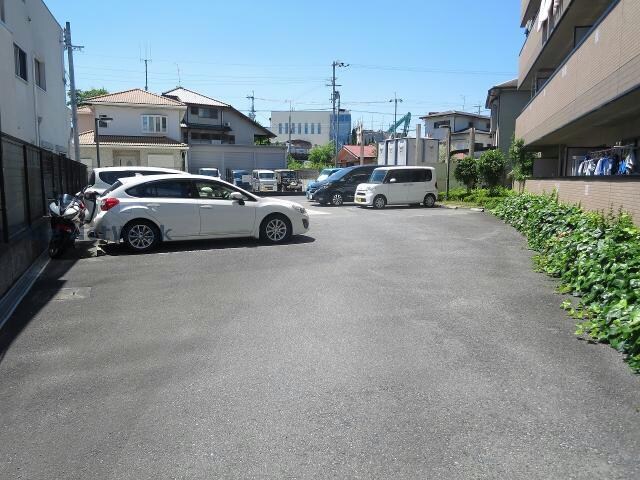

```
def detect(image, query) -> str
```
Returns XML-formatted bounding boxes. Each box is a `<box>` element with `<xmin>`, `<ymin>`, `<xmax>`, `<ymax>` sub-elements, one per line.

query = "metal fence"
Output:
<box><xmin>0</xmin><ymin>132</ymin><xmax>87</xmax><ymax>242</ymax></box>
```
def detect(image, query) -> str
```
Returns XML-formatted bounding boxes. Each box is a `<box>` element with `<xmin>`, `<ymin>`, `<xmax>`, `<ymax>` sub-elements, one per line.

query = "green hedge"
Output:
<box><xmin>492</xmin><ymin>193</ymin><xmax>640</xmax><ymax>372</ymax></box>
<box><xmin>440</xmin><ymin>187</ymin><xmax>514</xmax><ymax>209</ymax></box>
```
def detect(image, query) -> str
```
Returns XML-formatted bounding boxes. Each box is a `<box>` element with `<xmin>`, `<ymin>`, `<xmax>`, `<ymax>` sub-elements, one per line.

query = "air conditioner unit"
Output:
<box><xmin>223</xmin><ymin>122</ymin><xmax>231</xmax><ymax>127</ymax></box>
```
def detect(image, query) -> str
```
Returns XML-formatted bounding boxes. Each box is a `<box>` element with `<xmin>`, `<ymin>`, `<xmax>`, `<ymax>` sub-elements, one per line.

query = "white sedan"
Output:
<box><xmin>92</xmin><ymin>174</ymin><xmax>310</xmax><ymax>252</ymax></box>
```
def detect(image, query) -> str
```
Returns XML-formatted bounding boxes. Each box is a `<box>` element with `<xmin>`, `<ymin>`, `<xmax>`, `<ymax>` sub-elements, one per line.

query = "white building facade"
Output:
<box><xmin>0</xmin><ymin>0</ymin><xmax>69</xmax><ymax>153</ymax></box>
<box><xmin>420</xmin><ymin>111</ymin><xmax>491</xmax><ymax>143</ymax></box>
<box><xmin>271</xmin><ymin>110</ymin><xmax>351</xmax><ymax>147</ymax></box>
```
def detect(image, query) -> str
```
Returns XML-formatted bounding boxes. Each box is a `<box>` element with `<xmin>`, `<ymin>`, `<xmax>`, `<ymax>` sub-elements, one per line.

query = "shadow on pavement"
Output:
<box><xmin>0</xmin><ymin>241</ymin><xmax>95</xmax><ymax>365</ymax></box>
<box><xmin>100</xmin><ymin>234</ymin><xmax>316</xmax><ymax>256</ymax></box>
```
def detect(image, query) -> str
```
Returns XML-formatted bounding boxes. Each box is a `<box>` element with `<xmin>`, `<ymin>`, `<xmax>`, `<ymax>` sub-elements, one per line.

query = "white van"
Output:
<box><xmin>198</xmin><ymin>167</ymin><xmax>222</xmax><ymax>179</ymax></box>
<box><xmin>251</xmin><ymin>169</ymin><xmax>277</xmax><ymax>192</ymax></box>
<box><xmin>354</xmin><ymin>166</ymin><xmax>438</xmax><ymax>209</ymax></box>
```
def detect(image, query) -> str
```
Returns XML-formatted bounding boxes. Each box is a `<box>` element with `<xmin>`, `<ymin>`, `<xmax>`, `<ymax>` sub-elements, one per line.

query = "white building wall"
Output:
<box><xmin>0</xmin><ymin>0</ymin><xmax>69</xmax><ymax>153</ymax></box>
<box><xmin>422</xmin><ymin>113</ymin><xmax>491</xmax><ymax>141</ymax></box>
<box><xmin>271</xmin><ymin>111</ymin><xmax>333</xmax><ymax>145</ymax></box>
<box><xmin>91</xmin><ymin>105</ymin><xmax>184</xmax><ymax>142</ymax></box>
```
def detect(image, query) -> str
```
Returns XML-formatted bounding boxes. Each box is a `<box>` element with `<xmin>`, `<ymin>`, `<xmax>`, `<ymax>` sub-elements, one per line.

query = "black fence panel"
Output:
<box><xmin>0</xmin><ymin>132</ymin><xmax>87</xmax><ymax>241</ymax></box>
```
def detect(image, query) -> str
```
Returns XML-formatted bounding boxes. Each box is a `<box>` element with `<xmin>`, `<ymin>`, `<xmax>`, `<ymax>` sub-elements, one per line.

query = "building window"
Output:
<box><xmin>142</xmin><ymin>115</ymin><xmax>168</xmax><ymax>134</ymax></box>
<box><xmin>14</xmin><ymin>44</ymin><xmax>28</xmax><ymax>81</ymax></box>
<box><xmin>190</xmin><ymin>106</ymin><xmax>199</xmax><ymax>115</ymax></box>
<box><xmin>305</xmin><ymin>123</ymin><xmax>308</xmax><ymax>134</ymax></box>
<box><xmin>317</xmin><ymin>123</ymin><xmax>321</xmax><ymax>134</ymax></box>
<box><xmin>34</xmin><ymin>59</ymin><xmax>46</xmax><ymax>90</ymax></box>
<box><xmin>98</xmin><ymin>114</ymin><xmax>110</xmax><ymax>128</ymax></box>
<box><xmin>486</xmin><ymin>122</ymin><xmax>490</xmax><ymax>130</ymax></box>
<box><xmin>279</xmin><ymin>123</ymin><xmax>283</xmax><ymax>134</ymax></box>
<box><xmin>434</xmin><ymin>120</ymin><xmax>450</xmax><ymax>129</ymax></box>
<box><xmin>285</xmin><ymin>123</ymin><xmax>288</xmax><ymax>134</ymax></box>
<box><xmin>311</xmin><ymin>123</ymin><xmax>315</xmax><ymax>134</ymax></box>
<box><xmin>291</xmin><ymin>123</ymin><xmax>295</xmax><ymax>134</ymax></box>
<box><xmin>298</xmin><ymin>123</ymin><xmax>301</xmax><ymax>134</ymax></box>
<box><xmin>200</xmin><ymin>108</ymin><xmax>218</xmax><ymax>119</ymax></box>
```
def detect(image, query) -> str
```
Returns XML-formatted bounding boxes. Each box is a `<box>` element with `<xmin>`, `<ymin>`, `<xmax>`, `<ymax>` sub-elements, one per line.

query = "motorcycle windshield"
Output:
<box><xmin>59</xmin><ymin>194</ymin><xmax>75</xmax><ymax>210</ymax></box>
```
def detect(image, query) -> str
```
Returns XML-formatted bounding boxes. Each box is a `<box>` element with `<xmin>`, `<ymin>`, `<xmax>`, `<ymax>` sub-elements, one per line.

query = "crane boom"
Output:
<box><xmin>386</xmin><ymin>112</ymin><xmax>412</xmax><ymax>137</ymax></box>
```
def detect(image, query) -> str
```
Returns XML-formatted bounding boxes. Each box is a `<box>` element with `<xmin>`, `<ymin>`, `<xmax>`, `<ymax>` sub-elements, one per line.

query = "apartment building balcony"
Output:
<box><xmin>516</xmin><ymin>0</ymin><xmax>640</xmax><ymax>147</ymax></box>
<box><xmin>519</xmin><ymin>0</ymin><xmax>613</xmax><ymax>91</ymax></box>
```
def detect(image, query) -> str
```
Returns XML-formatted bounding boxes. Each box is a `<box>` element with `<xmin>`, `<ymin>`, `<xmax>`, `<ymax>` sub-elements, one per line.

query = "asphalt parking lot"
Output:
<box><xmin>1</xmin><ymin>199</ymin><xmax>639</xmax><ymax>479</ymax></box>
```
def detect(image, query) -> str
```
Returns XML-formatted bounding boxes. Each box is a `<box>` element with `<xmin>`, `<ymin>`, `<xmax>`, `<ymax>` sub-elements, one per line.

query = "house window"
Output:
<box><xmin>434</xmin><ymin>120</ymin><xmax>450</xmax><ymax>129</ymax></box>
<box><xmin>317</xmin><ymin>123</ymin><xmax>321</xmax><ymax>134</ymax></box>
<box><xmin>14</xmin><ymin>44</ymin><xmax>28</xmax><ymax>81</ymax></box>
<box><xmin>298</xmin><ymin>123</ymin><xmax>301</xmax><ymax>134</ymax></box>
<box><xmin>285</xmin><ymin>123</ymin><xmax>288</xmax><ymax>134</ymax></box>
<box><xmin>200</xmin><ymin>108</ymin><xmax>218</xmax><ymax>119</ymax></box>
<box><xmin>291</xmin><ymin>123</ymin><xmax>295</xmax><ymax>134</ymax></box>
<box><xmin>34</xmin><ymin>59</ymin><xmax>46</xmax><ymax>90</ymax></box>
<box><xmin>141</xmin><ymin>115</ymin><xmax>168</xmax><ymax>134</ymax></box>
<box><xmin>278</xmin><ymin>123</ymin><xmax>283</xmax><ymax>134</ymax></box>
<box><xmin>486</xmin><ymin>122</ymin><xmax>490</xmax><ymax>130</ymax></box>
<box><xmin>311</xmin><ymin>123</ymin><xmax>315</xmax><ymax>134</ymax></box>
<box><xmin>98</xmin><ymin>115</ymin><xmax>109</xmax><ymax>128</ymax></box>
<box><xmin>190</xmin><ymin>106</ymin><xmax>199</xmax><ymax>116</ymax></box>
<box><xmin>305</xmin><ymin>123</ymin><xmax>308</xmax><ymax>134</ymax></box>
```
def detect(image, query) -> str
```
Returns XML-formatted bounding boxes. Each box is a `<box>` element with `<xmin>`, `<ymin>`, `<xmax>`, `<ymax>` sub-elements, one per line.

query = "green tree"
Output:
<box><xmin>454</xmin><ymin>156</ymin><xmax>478</xmax><ymax>191</ymax></box>
<box><xmin>308</xmin><ymin>142</ymin><xmax>335</xmax><ymax>167</ymax></box>
<box><xmin>477</xmin><ymin>149</ymin><xmax>506</xmax><ymax>193</ymax></box>
<box><xmin>508</xmin><ymin>136</ymin><xmax>534</xmax><ymax>182</ymax></box>
<box><xmin>69</xmin><ymin>88</ymin><xmax>109</xmax><ymax>106</ymax></box>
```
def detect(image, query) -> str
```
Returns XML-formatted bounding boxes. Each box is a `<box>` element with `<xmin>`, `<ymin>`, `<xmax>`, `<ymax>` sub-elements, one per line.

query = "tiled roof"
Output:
<box><xmin>419</xmin><ymin>110</ymin><xmax>490</xmax><ymax>120</ymax></box>
<box><xmin>78</xmin><ymin>131</ymin><xmax>187</xmax><ymax>148</ymax></box>
<box><xmin>162</xmin><ymin>87</ymin><xmax>229</xmax><ymax>107</ymax></box>
<box><xmin>342</xmin><ymin>145</ymin><xmax>377</xmax><ymax>158</ymax></box>
<box><xmin>77</xmin><ymin>106</ymin><xmax>92</xmax><ymax>114</ymax></box>
<box><xmin>82</xmin><ymin>89</ymin><xmax>185</xmax><ymax>107</ymax></box>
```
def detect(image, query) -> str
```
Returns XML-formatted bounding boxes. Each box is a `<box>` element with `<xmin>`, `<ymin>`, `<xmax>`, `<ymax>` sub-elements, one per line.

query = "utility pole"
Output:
<box><xmin>64</xmin><ymin>22</ymin><xmax>83</xmax><ymax>163</ymax></box>
<box><xmin>141</xmin><ymin>58</ymin><xmax>152</xmax><ymax>91</ymax></box>
<box><xmin>329</xmin><ymin>61</ymin><xmax>348</xmax><ymax>158</ymax></box>
<box><xmin>472</xmin><ymin>103</ymin><xmax>483</xmax><ymax>115</ymax></box>
<box><xmin>287</xmin><ymin>100</ymin><xmax>292</xmax><ymax>159</ymax></box>
<box><xmin>247</xmin><ymin>91</ymin><xmax>256</xmax><ymax>121</ymax></box>
<box><xmin>389</xmin><ymin>93</ymin><xmax>403</xmax><ymax>139</ymax></box>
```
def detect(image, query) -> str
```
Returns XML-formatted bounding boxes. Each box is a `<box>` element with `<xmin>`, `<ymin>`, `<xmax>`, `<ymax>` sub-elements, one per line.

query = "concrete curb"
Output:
<box><xmin>0</xmin><ymin>250</ymin><xmax>50</xmax><ymax>330</ymax></box>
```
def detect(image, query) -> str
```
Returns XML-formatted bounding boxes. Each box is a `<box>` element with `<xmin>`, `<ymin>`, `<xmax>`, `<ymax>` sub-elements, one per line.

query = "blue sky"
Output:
<box><xmin>46</xmin><ymin>0</ymin><xmax>524</xmax><ymax>132</ymax></box>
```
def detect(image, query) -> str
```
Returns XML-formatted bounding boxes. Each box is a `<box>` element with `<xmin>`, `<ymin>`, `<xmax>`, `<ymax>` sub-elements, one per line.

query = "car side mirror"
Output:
<box><xmin>229</xmin><ymin>192</ymin><xmax>245</xmax><ymax>205</ymax></box>
<box><xmin>389</xmin><ymin>178</ymin><xmax>397</xmax><ymax>183</ymax></box>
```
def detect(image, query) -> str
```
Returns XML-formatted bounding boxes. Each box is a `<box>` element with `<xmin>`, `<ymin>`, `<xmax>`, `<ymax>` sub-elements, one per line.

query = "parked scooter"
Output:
<box><xmin>48</xmin><ymin>191</ymin><xmax>87</xmax><ymax>258</ymax></box>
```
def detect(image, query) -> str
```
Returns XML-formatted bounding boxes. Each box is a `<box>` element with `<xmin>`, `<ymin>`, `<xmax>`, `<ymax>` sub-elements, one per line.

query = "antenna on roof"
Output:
<box><xmin>175</xmin><ymin>63</ymin><xmax>181</xmax><ymax>87</ymax></box>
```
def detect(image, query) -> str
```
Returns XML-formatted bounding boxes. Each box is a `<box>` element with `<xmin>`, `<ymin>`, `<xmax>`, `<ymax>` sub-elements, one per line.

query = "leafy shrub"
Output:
<box><xmin>508</xmin><ymin>137</ymin><xmax>534</xmax><ymax>182</ymax></box>
<box><xmin>477</xmin><ymin>149</ymin><xmax>506</xmax><ymax>193</ymax></box>
<box><xmin>440</xmin><ymin>187</ymin><xmax>513</xmax><ymax>208</ymax></box>
<box><xmin>454</xmin><ymin>156</ymin><xmax>478</xmax><ymax>191</ymax></box>
<box><xmin>492</xmin><ymin>193</ymin><xmax>640</xmax><ymax>372</ymax></box>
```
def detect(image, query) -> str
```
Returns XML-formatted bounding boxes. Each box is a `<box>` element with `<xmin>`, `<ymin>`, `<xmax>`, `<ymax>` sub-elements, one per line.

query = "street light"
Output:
<box><xmin>438</xmin><ymin>124</ymin><xmax>452</xmax><ymax>200</ymax></box>
<box><xmin>94</xmin><ymin>116</ymin><xmax>113</xmax><ymax>168</ymax></box>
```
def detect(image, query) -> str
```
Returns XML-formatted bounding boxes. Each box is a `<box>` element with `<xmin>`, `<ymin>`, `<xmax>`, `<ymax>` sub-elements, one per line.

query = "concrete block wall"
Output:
<box><xmin>525</xmin><ymin>179</ymin><xmax>640</xmax><ymax>225</ymax></box>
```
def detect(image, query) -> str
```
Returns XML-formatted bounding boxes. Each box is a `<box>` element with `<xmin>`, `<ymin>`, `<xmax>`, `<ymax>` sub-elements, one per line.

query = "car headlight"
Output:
<box><xmin>292</xmin><ymin>206</ymin><xmax>306</xmax><ymax>214</ymax></box>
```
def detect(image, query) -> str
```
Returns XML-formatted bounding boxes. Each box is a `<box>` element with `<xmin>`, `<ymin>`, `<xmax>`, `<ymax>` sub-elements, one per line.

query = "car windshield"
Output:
<box><xmin>327</xmin><ymin>168</ymin><xmax>352</xmax><ymax>181</ymax></box>
<box><xmin>368</xmin><ymin>170</ymin><xmax>387</xmax><ymax>184</ymax></box>
<box><xmin>259</xmin><ymin>172</ymin><xmax>274</xmax><ymax>179</ymax></box>
<box><xmin>317</xmin><ymin>169</ymin><xmax>336</xmax><ymax>181</ymax></box>
<box><xmin>280</xmin><ymin>171</ymin><xmax>296</xmax><ymax>178</ymax></box>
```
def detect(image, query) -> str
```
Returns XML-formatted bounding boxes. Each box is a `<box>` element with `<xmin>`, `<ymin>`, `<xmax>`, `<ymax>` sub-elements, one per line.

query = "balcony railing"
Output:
<box><xmin>519</xmin><ymin>0</ymin><xmax>572</xmax><ymax>87</ymax></box>
<box><xmin>516</xmin><ymin>0</ymin><xmax>635</xmax><ymax>145</ymax></box>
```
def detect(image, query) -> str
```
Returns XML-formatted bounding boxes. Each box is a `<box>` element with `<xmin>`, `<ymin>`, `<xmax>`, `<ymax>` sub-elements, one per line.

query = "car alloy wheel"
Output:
<box><xmin>265</xmin><ymin>217</ymin><xmax>288</xmax><ymax>242</ymax></box>
<box><xmin>331</xmin><ymin>193</ymin><xmax>343</xmax><ymax>206</ymax></box>
<box><xmin>424</xmin><ymin>194</ymin><xmax>436</xmax><ymax>208</ymax></box>
<box><xmin>373</xmin><ymin>195</ymin><xmax>386</xmax><ymax>209</ymax></box>
<box><xmin>123</xmin><ymin>221</ymin><xmax>159</xmax><ymax>252</ymax></box>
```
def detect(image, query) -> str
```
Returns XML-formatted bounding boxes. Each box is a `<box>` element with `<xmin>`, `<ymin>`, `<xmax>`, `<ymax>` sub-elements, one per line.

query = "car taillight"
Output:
<box><xmin>100</xmin><ymin>197</ymin><xmax>120</xmax><ymax>211</ymax></box>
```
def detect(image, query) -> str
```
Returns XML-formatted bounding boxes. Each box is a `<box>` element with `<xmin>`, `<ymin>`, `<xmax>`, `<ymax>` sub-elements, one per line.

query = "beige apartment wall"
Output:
<box><xmin>516</xmin><ymin>0</ymin><xmax>640</xmax><ymax>145</ymax></box>
<box><xmin>525</xmin><ymin>179</ymin><xmax>640</xmax><ymax>225</ymax></box>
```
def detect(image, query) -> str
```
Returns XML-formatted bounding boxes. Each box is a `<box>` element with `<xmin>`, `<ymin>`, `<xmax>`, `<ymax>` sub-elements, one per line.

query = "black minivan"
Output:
<box><xmin>313</xmin><ymin>165</ymin><xmax>379</xmax><ymax>206</ymax></box>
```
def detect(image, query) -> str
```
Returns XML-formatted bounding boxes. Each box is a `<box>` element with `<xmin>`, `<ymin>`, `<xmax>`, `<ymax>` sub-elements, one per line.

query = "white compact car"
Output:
<box><xmin>84</xmin><ymin>166</ymin><xmax>186</xmax><ymax>220</ymax></box>
<box><xmin>354</xmin><ymin>166</ymin><xmax>438</xmax><ymax>209</ymax></box>
<box><xmin>251</xmin><ymin>169</ymin><xmax>277</xmax><ymax>192</ymax></box>
<box><xmin>198</xmin><ymin>168</ymin><xmax>222</xmax><ymax>179</ymax></box>
<box><xmin>92</xmin><ymin>174</ymin><xmax>310</xmax><ymax>252</ymax></box>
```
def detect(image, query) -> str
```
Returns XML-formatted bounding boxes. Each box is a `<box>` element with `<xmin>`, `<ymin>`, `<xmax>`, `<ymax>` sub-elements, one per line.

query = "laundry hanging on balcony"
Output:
<box><xmin>537</xmin><ymin>0</ymin><xmax>560</xmax><ymax>32</ymax></box>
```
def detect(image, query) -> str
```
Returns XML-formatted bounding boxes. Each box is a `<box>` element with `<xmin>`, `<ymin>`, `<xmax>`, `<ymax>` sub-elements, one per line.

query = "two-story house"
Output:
<box><xmin>77</xmin><ymin>89</ymin><xmax>188</xmax><ymax>170</ymax></box>
<box><xmin>162</xmin><ymin>87</ymin><xmax>284</xmax><ymax>175</ymax></box>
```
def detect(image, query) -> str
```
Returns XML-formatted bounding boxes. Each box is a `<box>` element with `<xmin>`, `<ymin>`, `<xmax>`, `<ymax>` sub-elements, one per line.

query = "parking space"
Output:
<box><xmin>1</xmin><ymin>200</ymin><xmax>639</xmax><ymax>479</ymax></box>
